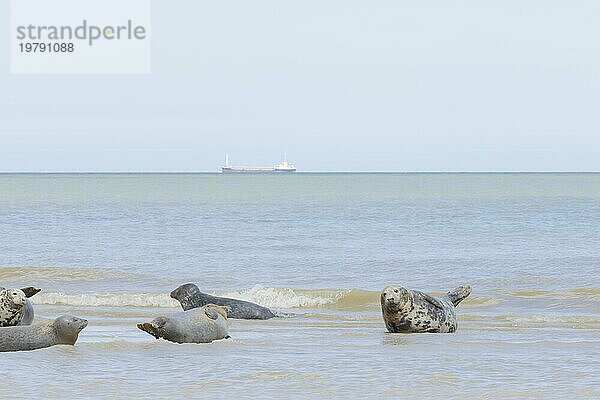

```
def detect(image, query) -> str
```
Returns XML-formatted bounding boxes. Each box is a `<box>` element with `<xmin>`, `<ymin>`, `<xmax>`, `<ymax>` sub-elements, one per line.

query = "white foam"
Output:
<box><xmin>30</xmin><ymin>286</ymin><xmax>364</xmax><ymax>309</ymax></box>
<box><xmin>32</xmin><ymin>292</ymin><xmax>179</xmax><ymax>308</ymax></box>
<box><xmin>221</xmin><ymin>285</ymin><xmax>336</xmax><ymax>309</ymax></box>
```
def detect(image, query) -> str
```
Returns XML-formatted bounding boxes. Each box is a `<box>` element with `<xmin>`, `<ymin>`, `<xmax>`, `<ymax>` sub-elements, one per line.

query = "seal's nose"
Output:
<box><xmin>387</xmin><ymin>297</ymin><xmax>395</xmax><ymax>302</ymax></box>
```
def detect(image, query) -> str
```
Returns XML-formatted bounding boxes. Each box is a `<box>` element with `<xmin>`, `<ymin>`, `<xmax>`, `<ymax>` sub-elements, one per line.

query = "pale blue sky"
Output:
<box><xmin>1</xmin><ymin>0</ymin><xmax>599</xmax><ymax>172</ymax></box>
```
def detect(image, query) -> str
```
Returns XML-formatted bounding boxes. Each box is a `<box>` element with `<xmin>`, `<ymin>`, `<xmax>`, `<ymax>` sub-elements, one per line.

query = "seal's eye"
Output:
<box><xmin>394</xmin><ymin>289</ymin><xmax>399</xmax><ymax>293</ymax></box>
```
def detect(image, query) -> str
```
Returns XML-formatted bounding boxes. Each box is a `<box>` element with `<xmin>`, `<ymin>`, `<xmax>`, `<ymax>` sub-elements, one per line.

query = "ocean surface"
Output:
<box><xmin>0</xmin><ymin>173</ymin><xmax>598</xmax><ymax>399</ymax></box>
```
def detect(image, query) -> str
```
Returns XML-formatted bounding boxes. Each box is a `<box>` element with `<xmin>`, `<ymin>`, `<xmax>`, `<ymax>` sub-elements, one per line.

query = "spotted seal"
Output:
<box><xmin>0</xmin><ymin>289</ymin><xmax>27</xmax><ymax>327</ymax></box>
<box><xmin>0</xmin><ymin>315</ymin><xmax>88</xmax><ymax>352</ymax></box>
<box><xmin>137</xmin><ymin>304</ymin><xmax>230</xmax><ymax>344</ymax></box>
<box><xmin>0</xmin><ymin>286</ymin><xmax>41</xmax><ymax>326</ymax></box>
<box><xmin>381</xmin><ymin>285</ymin><xmax>471</xmax><ymax>333</ymax></box>
<box><xmin>170</xmin><ymin>283</ymin><xmax>276</xmax><ymax>320</ymax></box>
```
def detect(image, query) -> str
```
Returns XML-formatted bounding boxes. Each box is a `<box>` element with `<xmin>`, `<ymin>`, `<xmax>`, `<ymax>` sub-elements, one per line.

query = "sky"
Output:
<box><xmin>1</xmin><ymin>0</ymin><xmax>599</xmax><ymax>172</ymax></box>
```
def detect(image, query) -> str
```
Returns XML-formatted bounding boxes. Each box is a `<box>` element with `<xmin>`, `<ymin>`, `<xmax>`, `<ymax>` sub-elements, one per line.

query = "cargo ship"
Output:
<box><xmin>221</xmin><ymin>154</ymin><xmax>297</xmax><ymax>173</ymax></box>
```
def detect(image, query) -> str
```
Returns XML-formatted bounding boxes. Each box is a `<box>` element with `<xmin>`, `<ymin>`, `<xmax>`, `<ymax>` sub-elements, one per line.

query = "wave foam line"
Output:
<box><xmin>30</xmin><ymin>286</ymin><xmax>378</xmax><ymax>310</ymax></box>
<box><xmin>221</xmin><ymin>285</ymin><xmax>341</xmax><ymax>309</ymax></box>
<box><xmin>32</xmin><ymin>293</ymin><xmax>179</xmax><ymax>308</ymax></box>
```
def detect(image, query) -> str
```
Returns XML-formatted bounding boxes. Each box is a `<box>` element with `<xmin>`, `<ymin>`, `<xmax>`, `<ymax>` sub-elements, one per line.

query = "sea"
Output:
<box><xmin>0</xmin><ymin>173</ymin><xmax>598</xmax><ymax>399</ymax></box>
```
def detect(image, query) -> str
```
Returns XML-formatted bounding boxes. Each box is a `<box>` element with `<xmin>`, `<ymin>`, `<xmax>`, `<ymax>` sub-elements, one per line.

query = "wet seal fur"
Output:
<box><xmin>0</xmin><ymin>315</ymin><xmax>88</xmax><ymax>352</ymax></box>
<box><xmin>170</xmin><ymin>283</ymin><xmax>276</xmax><ymax>320</ymax></box>
<box><xmin>381</xmin><ymin>285</ymin><xmax>471</xmax><ymax>333</ymax></box>
<box><xmin>137</xmin><ymin>304</ymin><xmax>230</xmax><ymax>344</ymax></box>
<box><xmin>0</xmin><ymin>289</ymin><xmax>27</xmax><ymax>327</ymax></box>
<box><xmin>0</xmin><ymin>286</ymin><xmax>41</xmax><ymax>326</ymax></box>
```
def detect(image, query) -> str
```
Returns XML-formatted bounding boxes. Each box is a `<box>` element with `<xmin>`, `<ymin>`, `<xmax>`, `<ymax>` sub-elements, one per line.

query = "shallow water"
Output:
<box><xmin>0</xmin><ymin>173</ymin><xmax>599</xmax><ymax>398</ymax></box>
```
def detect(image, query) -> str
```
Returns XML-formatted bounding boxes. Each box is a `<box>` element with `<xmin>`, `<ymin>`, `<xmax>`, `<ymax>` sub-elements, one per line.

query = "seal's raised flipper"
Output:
<box><xmin>20</xmin><ymin>287</ymin><xmax>41</xmax><ymax>298</ymax></box>
<box><xmin>205</xmin><ymin>304</ymin><xmax>229</xmax><ymax>320</ymax></box>
<box><xmin>204</xmin><ymin>308</ymin><xmax>219</xmax><ymax>320</ymax></box>
<box><xmin>446</xmin><ymin>285</ymin><xmax>471</xmax><ymax>307</ymax></box>
<box><xmin>421</xmin><ymin>293</ymin><xmax>445</xmax><ymax>310</ymax></box>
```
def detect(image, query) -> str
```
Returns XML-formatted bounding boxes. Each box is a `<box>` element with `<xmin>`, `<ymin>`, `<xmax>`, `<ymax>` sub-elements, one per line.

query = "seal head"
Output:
<box><xmin>5</xmin><ymin>289</ymin><xmax>26</xmax><ymax>309</ymax></box>
<box><xmin>0</xmin><ymin>289</ymin><xmax>27</xmax><ymax>327</ymax></box>
<box><xmin>170</xmin><ymin>283</ymin><xmax>203</xmax><ymax>310</ymax></box>
<box><xmin>137</xmin><ymin>316</ymin><xmax>170</xmax><ymax>340</ymax></box>
<box><xmin>54</xmin><ymin>315</ymin><xmax>88</xmax><ymax>345</ymax></box>
<box><xmin>381</xmin><ymin>285</ymin><xmax>412</xmax><ymax>313</ymax></box>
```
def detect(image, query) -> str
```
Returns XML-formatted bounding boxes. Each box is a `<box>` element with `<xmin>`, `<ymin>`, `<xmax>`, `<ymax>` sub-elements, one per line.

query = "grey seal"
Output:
<box><xmin>170</xmin><ymin>283</ymin><xmax>276</xmax><ymax>320</ymax></box>
<box><xmin>0</xmin><ymin>289</ymin><xmax>26</xmax><ymax>327</ymax></box>
<box><xmin>137</xmin><ymin>304</ymin><xmax>230</xmax><ymax>344</ymax></box>
<box><xmin>0</xmin><ymin>315</ymin><xmax>88</xmax><ymax>352</ymax></box>
<box><xmin>0</xmin><ymin>286</ymin><xmax>41</xmax><ymax>326</ymax></box>
<box><xmin>381</xmin><ymin>285</ymin><xmax>471</xmax><ymax>333</ymax></box>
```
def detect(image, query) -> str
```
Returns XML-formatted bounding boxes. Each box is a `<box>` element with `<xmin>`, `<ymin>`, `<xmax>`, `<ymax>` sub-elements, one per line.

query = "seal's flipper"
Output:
<box><xmin>446</xmin><ymin>285</ymin><xmax>472</xmax><ymax>307</ymax></box>
<box><xmin>421</xmin><ymin>293</ymin><xmax>445</xmax><ymax>310</ymax></box>
<box><xmin>205</xmin><ymin>304</ymin><xmax>229</xmax><ymax>320</ymax></box>
<box><xmin>204</xmin><ymin>308</ymin><xmax>219</xmax><ymax>320</ymax></box>
<box><xmin>20</xmin><ymin>287</ymin><xmax>41</xmax><ymax>298</ymax></box>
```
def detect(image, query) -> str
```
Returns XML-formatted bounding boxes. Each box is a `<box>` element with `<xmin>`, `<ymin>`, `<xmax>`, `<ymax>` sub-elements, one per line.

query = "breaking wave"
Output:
<box><xmin>30</xmin><ymin>286</ymin><xmax>380</xmax><ymax>310</ymax></box>
<box><xmin>222</xmin><ymin>285</ymin><xmax>380</xmax><ymax>309</ymax></box>
<box><xmin>26</xmin><ymin>284</ymin><xmax>599</xmax><ymax>311</ymax></box>
<box><xmin>32</xmin><ymin>292</ymin><xmax>179</xmax><ymax>308</ymax></box>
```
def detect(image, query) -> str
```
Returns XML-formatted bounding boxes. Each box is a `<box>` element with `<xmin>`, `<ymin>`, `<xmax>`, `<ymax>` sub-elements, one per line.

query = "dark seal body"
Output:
<box><xmin>0</xmin><ymin>315</ymin><xmax>88</xmax><ymax>352</ymax></box>
<box><xmin>138</xmin><ymin>304</ymin><xmax>230</xmax><ymax>344</ymax></box>
<box><xmin>381</xmin><ymin>285</ymin><xmax>471</xmax><ymax>333</ymax></box>
<box><xmin>170</xmin><ymin>283</ymin><xmax>276</xmax><ymax>320</ymax></box>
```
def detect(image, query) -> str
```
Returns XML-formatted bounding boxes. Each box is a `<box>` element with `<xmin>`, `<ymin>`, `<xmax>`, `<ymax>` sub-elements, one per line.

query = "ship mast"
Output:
<box><xmin>225</xmin><ymin>153</ymin><xmax>229</xmax><ymax>167</ymax></box>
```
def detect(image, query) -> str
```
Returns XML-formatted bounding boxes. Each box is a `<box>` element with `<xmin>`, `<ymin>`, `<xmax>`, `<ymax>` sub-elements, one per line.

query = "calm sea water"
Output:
<box><xmin>0</xmin><ymin>173</ymin><xmax>598</xmax><ymax>399</ymax></box>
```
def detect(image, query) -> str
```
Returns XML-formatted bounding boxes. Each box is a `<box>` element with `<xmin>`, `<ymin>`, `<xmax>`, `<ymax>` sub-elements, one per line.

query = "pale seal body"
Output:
<box><xmin>0</xmin><ymin>289</ymin><xmax>26</xmax><ymax>327</ymax></box>
<box><xmin>0</xmin><ymin>315</ymin><xmax>88</xmax><ymax>352</ymax></box>
<box><xmin>137</xmin><ymin>304</ymin><xmax>230</xmax><ymax>344</ymax></box>
<box><xmin>171</xmin><ymin>283</ymin><xmax>276</xmax><ymax>320</ymax></box>
<box><xmin>381</xmin><ymin>285</ymin><xmax>471</xmax><ymax>333</ymax></box>
<box><xmin>0</xmin><ymin>286</ymin><xmax>41</xmax><ymax>326</ymax></box>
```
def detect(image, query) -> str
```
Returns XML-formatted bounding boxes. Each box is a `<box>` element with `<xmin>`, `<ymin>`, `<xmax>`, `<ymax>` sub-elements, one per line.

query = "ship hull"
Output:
<box><xmin>221</xmin><ymin>168</ymin><xmax>296</xmax><ymax>174</ymax></box>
